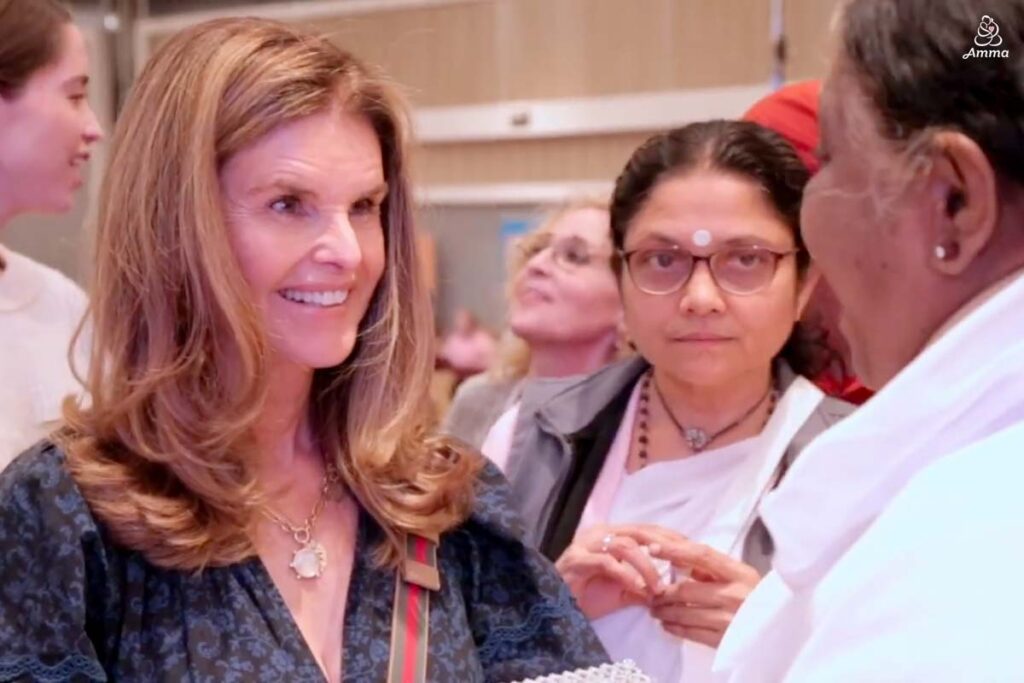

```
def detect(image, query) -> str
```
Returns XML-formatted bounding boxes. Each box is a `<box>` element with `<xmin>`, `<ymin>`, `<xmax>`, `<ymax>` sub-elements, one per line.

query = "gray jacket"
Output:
<box><xmin>502</xmin><ymin>356</ymin><xmax>856</xmax><ymax>571</ymax></box>
<box><xmin>442</xmin><ymin>374</ymin><xmax>520</xmax><ymax>450</ymax></box>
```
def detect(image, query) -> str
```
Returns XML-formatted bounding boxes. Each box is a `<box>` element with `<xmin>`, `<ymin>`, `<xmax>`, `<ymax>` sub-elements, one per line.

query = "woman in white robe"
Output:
<box><xmin>712</xmin><ymin>0</ymin><xmax>1024</xmax><ymax>680</ymax></box>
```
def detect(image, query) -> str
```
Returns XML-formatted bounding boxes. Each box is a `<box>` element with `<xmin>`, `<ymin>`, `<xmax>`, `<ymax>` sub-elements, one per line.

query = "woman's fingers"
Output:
<box><xmin>652</xmin><ymin>604</ymin><xmax>734</xmax><ymax>635</ymax></box>
<box><xmin>596</xmin><ymin>526</ymin><xmax>747</xmax><ymax>583</ymax></box>
<box><xmin>655</xmin><ymin>577</ymin><xmax>731</xmax><ymax>609</ymax></box>
<box><xmin>604</xmin><ymin>524</ymin><xmax>689</xmax><ymax>549</ymax></box>
<box><xmin>560</xmin><ymin>547</ymin><xmax>648</xmax><ymax>596</ymax></box>
<box><xmin>653</xmin><ymin>579</ymin><xmax>752</xmax><ymax>648</ymax></box>
<box><xmin>648</xmin><ymin>538</ymin><xmax>761</xmax><ymax>584</ymax></box>
<box><xmin>661</xmin><ymin>622</ymin><xmax>724</xmax><ymax>649</ymax></box>
<box><xmin>603</xmin><ymin>535</ymin><xmax>665</xmax><ymax>594</ymax></box>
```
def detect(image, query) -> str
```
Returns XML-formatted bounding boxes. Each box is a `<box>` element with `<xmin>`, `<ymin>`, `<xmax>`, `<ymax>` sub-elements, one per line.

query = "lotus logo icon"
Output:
<box><xmin>975</xmin><ymin>15</ymin><xmax>1003</xmax><ymax>47</ymax></box>
<box><xmin>964</xmin><ymin>15</ymin><xmax>1010</xmax><ymax>58</ymax></box>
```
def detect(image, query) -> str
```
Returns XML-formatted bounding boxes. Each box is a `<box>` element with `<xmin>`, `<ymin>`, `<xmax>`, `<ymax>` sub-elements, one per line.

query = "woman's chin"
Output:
<box><xmin>273</xmin><ymin>338</ymin><xmax>357</xmax><ymax>372</ymax></box>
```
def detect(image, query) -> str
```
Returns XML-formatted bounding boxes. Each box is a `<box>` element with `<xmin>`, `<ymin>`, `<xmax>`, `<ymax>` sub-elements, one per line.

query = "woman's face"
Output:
<box><xmin>508</xmin><ymin>206</ymin><xmax>622</xmax><ymax>347</ymax></box>
<box><xmin>220</xmin><ymin>108</ymin><xmax>388</xmax><ymax>371</ymax></box>
<box><xmin>802</xmin><ymin>64</ymin><xmax>937</xmax><ymax>388</ymax></box>
<box><xmin>0</xmin><ymin>24</ymin><xmax>103</xmax><ymax>217</ymax></box>
<box><xmin>621</xmin><ymin>170</ymin><xmax>808</xmax><ymax>388</ymax></box>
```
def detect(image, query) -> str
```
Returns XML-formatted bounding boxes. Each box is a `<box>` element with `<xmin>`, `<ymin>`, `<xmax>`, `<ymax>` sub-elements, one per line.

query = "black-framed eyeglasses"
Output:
<box><xmin>619</xmin><ymin>243</ymin><xmax>799</xmax><ymax>296</ymax></box>
<box><xmin>517</xmin><ymin>232</ymin><xmax>608</xmax><ymax>272</ymax></box>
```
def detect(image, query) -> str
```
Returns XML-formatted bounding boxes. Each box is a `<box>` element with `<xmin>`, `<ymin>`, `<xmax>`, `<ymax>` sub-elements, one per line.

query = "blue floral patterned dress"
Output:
<box><xmin>0</xmin><ymin>442</ymin><xmax>607</xmax><ymax>682</ymax></box>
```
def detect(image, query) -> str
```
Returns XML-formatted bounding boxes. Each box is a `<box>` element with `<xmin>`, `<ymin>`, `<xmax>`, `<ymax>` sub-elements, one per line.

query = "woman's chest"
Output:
<box><xmin>92</xmin><ymin>554</ymin><xmax>488</xmax><ymax>683</ymax></box>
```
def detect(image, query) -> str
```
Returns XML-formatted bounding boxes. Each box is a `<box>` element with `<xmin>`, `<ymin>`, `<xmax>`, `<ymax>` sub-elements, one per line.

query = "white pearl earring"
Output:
<box><xmin>935</xmin><ymin>242</ymin><xmax>960</xmax><ymax>261</ymax></box>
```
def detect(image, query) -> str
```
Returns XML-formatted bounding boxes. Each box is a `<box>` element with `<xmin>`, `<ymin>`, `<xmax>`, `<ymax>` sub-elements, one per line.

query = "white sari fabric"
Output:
<box><xmin>583</xmin><ymin>378</ymin><xmax>827</xmax><ymax>683</ymax></box>
<box><xmin>716</xmin><ymin>272</ymin><xmax>1024</xmax><ymax>682</ymax></box>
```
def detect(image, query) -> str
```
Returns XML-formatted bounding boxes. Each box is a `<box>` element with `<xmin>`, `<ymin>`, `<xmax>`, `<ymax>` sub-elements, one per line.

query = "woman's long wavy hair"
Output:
<box><xmin>61</xmin><ymin>17</ymin><xmax>479</xmax><ymax>571</ymax></box>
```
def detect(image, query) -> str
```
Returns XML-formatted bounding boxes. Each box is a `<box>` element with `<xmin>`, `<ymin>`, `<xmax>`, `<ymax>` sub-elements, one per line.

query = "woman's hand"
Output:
<box><xmin>555</xmin><ymin>524</ymin><xmax>668</xmax><ymax>620</ymax></box>
<box><xmin>648</xmin><ymin>536</ymin><xmax>762</xmax><ymax>648</ymax></box>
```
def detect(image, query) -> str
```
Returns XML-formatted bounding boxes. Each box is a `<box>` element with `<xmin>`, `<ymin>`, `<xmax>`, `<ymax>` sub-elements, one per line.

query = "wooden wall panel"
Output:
<box><xmin>316</xmin><ymin>3</ymin><xmax>500</xmax><ymax>106</ymax></box>
<box><xmin>139</xmin><ymin>0</ymin><xmax>843</xmax><ymax>187</ymax></box>
<box><xmin>785</xmin><ymin>0</ymin><xmax>844</xmax><ymax>80</ymax></box>
<box><xmin>669</xmin><ymin>0</ymin><xmax>773</xmax><ymax>88</ymax></box>
<box><xmin>494</xmin><ymin>0</ymin><xmax>677</xmax><ymax>99</ymax></box>
<box><xmin>413</xmin><ymin>132</ymin><xmax>652</xmax><ymax>184</ymax></box>
<box><xmin>143</xmin><ymin>2</ymin><xmax>501</xmax><ymax>107</ymax></box>
<box><xmin>493</xmin><ymin>0</ymin><xmax>772</xmax><ymax>100</ymax></box>
<box><xmin>144</xmin><ymin>0</ymin><xmax>775</xmax><ymax>108</ymax></box>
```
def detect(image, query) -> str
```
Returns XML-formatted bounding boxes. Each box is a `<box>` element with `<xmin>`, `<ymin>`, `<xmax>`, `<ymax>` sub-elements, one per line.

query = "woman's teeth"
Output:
<box><xmin>279</xmin><ymin>289</ymin><xmax>349</xmax><ymax>307</ymax></box>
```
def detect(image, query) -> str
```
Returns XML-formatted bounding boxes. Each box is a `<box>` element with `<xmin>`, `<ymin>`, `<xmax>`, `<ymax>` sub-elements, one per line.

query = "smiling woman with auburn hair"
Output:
<box><xmin>0</xmin><ymin>17</ymin><xmax>604</xmax><ymax>681</ymax></box>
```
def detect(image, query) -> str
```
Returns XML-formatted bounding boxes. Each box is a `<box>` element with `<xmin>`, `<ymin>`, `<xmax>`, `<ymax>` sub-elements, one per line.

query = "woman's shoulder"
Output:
<box><xmin>458</xmin><ymin>457</ymin><xmax>528</xmax><ymax>543</ymax></box>
<box><xmin>517</xmin><ymin>357</ymin><xmax>647</xmax><ymax>431</ymax></box>
<box><xmin>452</xmin><ymin>372</ymin><xmax>515</xmax><ymax>400</ymax></box>
<box><xmin>1</xmin><ymin>250</ymin><xmax>88</xmax><ymax>320</ymax></box>
<box><xmin>794</xmin><ymin>389</ymin><xmax>858</xmax><ymax>449</ymax></box>
<box><xmin>439</xmin><ymin>458</ymin><xmax>609</xmax><ymax>677</ymax></box>
<box><xmin>0</xmin><ymin>439</ymin><xmax>100</xmax><ymax>548</ymax></box>
<box><xmin>440</xmin><ymin>457</ymin><xmax>549</xmax><ymax>574</ymax></box>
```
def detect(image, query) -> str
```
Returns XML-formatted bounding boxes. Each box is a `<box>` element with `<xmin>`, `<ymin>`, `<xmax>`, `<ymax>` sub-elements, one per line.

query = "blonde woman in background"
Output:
<box><xmin>0</xmin><ymin>0</ymin><xmax>103</xmax><ymax>466</ymax></box>
<box><xmin>0</xmin><ymin>18</ymin><xmax>605</xmax><ymax>681</ymax></box>
<box><xmin>444</xmin><ymin>199</ymin><xmax>624</xmax><ymax>450</ymax></box>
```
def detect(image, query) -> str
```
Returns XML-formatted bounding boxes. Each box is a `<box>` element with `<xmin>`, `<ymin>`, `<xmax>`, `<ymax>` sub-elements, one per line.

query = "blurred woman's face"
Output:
<box><xmin>220</xmin><ymin>108</ymin><xmax>387</xmax><ymax>371</ymax></box>
<box><xmin>621</xmin><ymin>171</ymin><xmax>808</xmax><ymax>388</ymax></box>
<box><xmin>508</xmin><ymin>207</ymin><xmax>622</xmax><ymax>348</ymax></box>
<box><xmin>0</xmin><ymin>24</ymin><xmax>103</xmax><ymax>217</ymax></box>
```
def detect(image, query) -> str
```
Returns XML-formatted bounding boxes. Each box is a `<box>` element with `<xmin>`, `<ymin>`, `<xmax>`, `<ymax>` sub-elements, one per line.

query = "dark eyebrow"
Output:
<box><xmin>246</xmin><ymin>179</ymin><xmax>312</xmax><ymax>198</ymax></box>
<box><xmin>361</xmin><ymin>182</ymin><xmax>389</xmax><ymax>201</ymax></box>
<box><xmin>63</xmin><ymin>75</ymin><xmax>89</xmax><ymax>89</ymax></box>
<box><xmin>247</xmin><ymin>180</ymin><xmax>389</xmax><ymax>202</ymax></box>
<box><xmin>628</xmin><ymin>232</ymin><xmax>680</xmax><ymax>249</ymax></box>
<box><xmin>722</xmin><ymin>236</ymin><xmax>784</xmax><ymax>248</ymax></box>
<box><xmin>627</xmin><ymin>234</ymin><xmax>790</xmax><ymax>252</ymax></box>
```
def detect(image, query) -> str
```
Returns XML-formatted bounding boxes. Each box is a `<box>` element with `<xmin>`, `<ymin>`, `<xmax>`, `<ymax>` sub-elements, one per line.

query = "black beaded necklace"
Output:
<box><xmin>635</xmin><ymin>370</ymin><xmax>778</xmax><ymax>468</ymax></box>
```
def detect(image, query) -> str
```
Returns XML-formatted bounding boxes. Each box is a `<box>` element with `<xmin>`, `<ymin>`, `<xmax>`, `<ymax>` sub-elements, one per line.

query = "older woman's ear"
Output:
<box><xmin>924</xmin><ymin>131</ymin><xmax>1000</xmax><ymax>276</ymax></box>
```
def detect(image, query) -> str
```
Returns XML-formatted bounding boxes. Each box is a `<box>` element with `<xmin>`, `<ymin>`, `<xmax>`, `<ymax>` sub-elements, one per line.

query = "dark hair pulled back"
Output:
<box><xmin>610</xmin><ymin>120</ymin><xmax>832</xmax><ymax>378</ymax></box>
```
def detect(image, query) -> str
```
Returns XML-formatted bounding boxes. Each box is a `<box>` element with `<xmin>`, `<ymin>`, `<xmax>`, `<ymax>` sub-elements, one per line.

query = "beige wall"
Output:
<box><xmin>140</xmin><ymin>0</ymin><xmax>842</xmax><ymax>188</ymax></box>
<box><xmin>414</xmin><ymin>131</ymin><xmax>650</xmax><ymax>185</ymax></box>
<box><xmin>786</xmin><ymin>0</ymin><xmax>843</xmax><ymax>81</ymax></box>
<box><xmin>147</xmin><ymin>0</ymin><xmax>776</xmax><ymax>107</ymax></box>
<box><xmin>146</xmin><ymin>0</ymin><xmax>845</xmax><ymax>100</ymax></box>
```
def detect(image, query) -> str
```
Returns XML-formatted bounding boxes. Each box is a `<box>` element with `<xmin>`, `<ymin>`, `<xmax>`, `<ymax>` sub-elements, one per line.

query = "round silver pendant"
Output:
<box><xmin>289</xmin><ymin>540</ymin><xmax>327</xmax><ymax>579</ymax></box>
<box><xmin>684</xmin><ymin>427</ymin><xmax>711</xmax><ymax>451</ymax></box>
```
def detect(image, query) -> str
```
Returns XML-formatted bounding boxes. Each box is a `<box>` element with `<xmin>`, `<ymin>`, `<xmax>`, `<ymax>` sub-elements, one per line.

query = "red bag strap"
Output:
<box><xmin>387</xmin><ymin>533</ymin><xmax>439</xmax><ymax>683</ymax></box>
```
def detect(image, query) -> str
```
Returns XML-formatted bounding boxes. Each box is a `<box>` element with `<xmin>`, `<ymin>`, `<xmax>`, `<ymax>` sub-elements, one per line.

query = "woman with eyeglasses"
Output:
<box><xmin>497</xmin><ymin>120</ymin><xmax>855</xmax><ymax>682</ymax></box>
<box><xmin>444</xmin><ymin>199</ymin><xmax>623</xmax><ymax>452</ymax></box>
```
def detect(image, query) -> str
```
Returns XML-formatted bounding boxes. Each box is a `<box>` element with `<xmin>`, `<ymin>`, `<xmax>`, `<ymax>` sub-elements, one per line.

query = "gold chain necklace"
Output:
<box><xmin>262</xmin><ymin>464</ymin><xmax>340</xmax><ymax>580</ymax></box>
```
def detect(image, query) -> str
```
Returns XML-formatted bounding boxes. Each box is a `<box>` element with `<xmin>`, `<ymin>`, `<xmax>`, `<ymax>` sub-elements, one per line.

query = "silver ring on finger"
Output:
<box><xmin>600</xmin><ymin>533</ymin><xmax>615</xmax><ymax>553</ymax></box>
